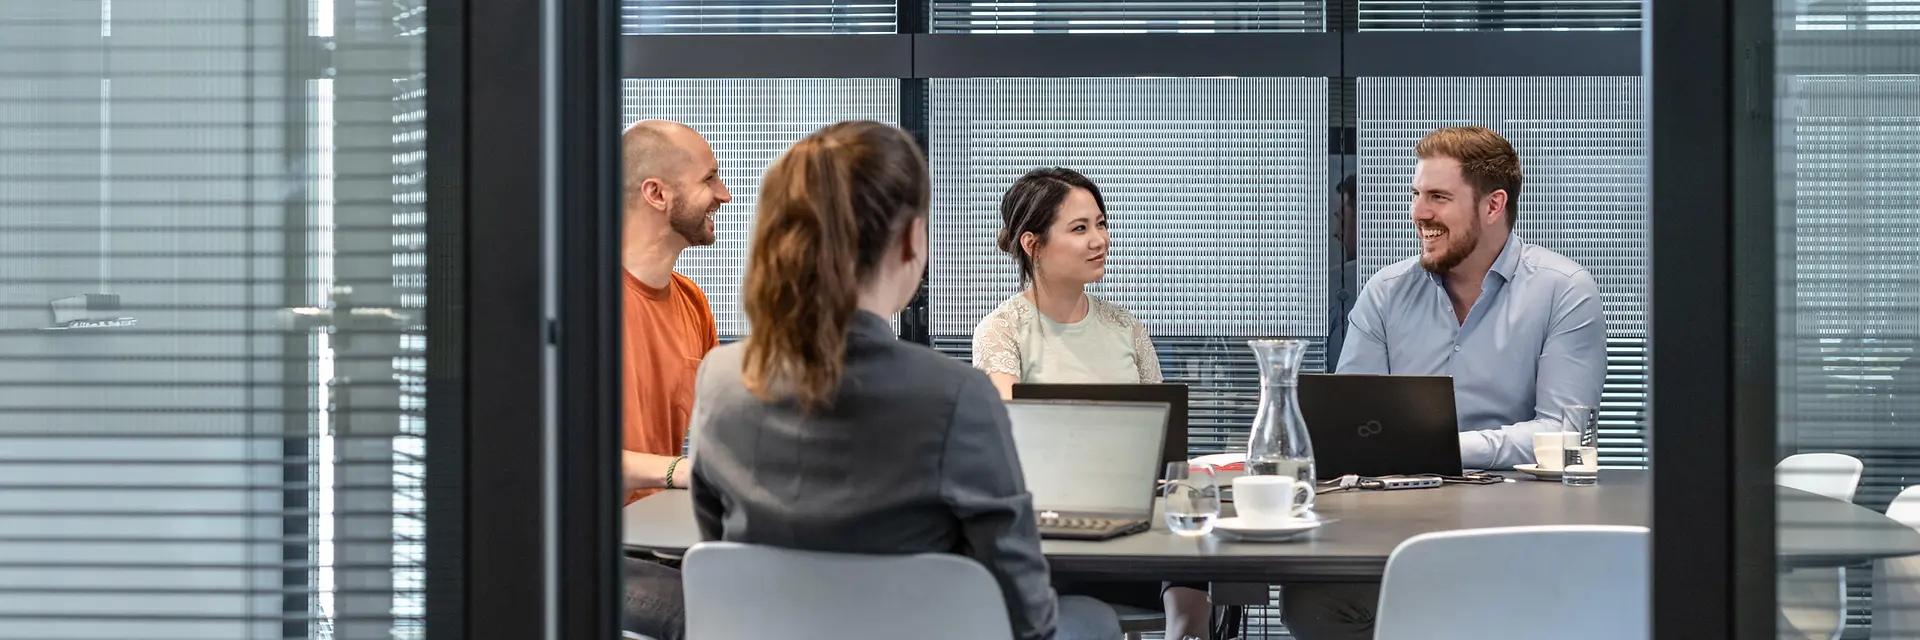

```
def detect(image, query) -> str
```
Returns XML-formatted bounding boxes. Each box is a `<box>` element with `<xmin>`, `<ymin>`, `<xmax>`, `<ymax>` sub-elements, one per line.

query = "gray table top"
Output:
<box><xmin>623</xmin><ymin>470</ymin><xmax>1920</xmax><ymax>583</ymax></box>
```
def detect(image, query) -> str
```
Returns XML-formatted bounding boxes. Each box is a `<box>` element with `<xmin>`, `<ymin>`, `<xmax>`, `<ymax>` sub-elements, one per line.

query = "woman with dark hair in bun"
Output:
<box><xmin>972</xmin><ymin>168</ymin><xmax>1214</xmax><ymax>640</ymax></box>
<box><xmin>971</xmin><ymin>167</ymin><xmax>1163</xmax><ymax>399</ymax></box>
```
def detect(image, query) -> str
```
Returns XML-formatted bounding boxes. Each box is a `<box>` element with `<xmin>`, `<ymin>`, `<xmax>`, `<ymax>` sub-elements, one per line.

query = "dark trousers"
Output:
<box><xmin>1280</xmin><ymin>583</ymin><xmax>1380</xmax><ymax>640</ymax></box>
<box><xmin>624</xmin><ymin>556</ymin><xmax>686</xmax><ymax>640</ymax></box>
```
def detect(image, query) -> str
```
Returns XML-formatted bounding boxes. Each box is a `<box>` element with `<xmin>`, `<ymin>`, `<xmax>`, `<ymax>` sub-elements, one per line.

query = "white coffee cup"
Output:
<box><xmin>1532</xmin><ymin>432</ymin><xmax>1568</xmax><ymax>471</ymax></box>
<box><xmin>1233</xmin><ymin>475</ymin><xmax>1305</xmax><ymax>524</ymax></box>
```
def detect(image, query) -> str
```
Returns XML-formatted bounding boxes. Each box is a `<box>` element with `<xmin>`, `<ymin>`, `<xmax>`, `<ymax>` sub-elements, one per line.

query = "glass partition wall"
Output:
<box><xmin>622</xmin><ymin>0</ymin><xmax>1649</xmax><ymax>636</ymax></box>
<box><xmin>0</xmin><ymin>0</ymin><xmax>459</xmax><ymax>637</ymax></box>
<box><xmin>1771</xmin><ymin>1</ymin><xmax>1920</xmax><ymax>638</ymax></box>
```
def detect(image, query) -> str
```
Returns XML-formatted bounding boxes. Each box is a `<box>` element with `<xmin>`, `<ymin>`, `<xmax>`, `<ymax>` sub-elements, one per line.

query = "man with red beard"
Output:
<box><xmin>1281</xmin><ymin>126</ymin><xmax>1605</xmax><ymax>640</ymax></box>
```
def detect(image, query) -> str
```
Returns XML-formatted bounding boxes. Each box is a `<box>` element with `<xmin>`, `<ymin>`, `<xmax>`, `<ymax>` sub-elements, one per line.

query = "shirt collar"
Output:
<box><xmin>1489</xmin><ymin>232</ymin><xmax>1523</xmax><ymax>283</ymax></box>
<box><xmin>1424</xmin><ymin>231</ymin><xmax>1524</xmax><ymax>290</ymax></box>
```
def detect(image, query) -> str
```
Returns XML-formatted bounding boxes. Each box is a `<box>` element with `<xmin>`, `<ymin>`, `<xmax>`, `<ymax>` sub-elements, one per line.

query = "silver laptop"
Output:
<box><xmin>1004</xmin><ymin>399</ymin><xmax>1170</xmax><ymax>541</ymax></box>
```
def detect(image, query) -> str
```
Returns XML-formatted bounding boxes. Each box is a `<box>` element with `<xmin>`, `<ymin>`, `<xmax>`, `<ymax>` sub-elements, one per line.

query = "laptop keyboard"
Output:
<box><xmin>1038</xmin><ymin>514</ymin><xmax>1115</xmax><ymax>531</ymax></box>
<box><xmin>1035</xmin><ymin>512</ymin><xmax>1150</xmax><ymax>540</ymax></box>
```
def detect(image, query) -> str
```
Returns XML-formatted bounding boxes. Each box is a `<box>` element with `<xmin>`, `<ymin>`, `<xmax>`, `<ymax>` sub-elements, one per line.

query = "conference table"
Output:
<box><xmin>623</xmin><ymin>470</ymin><xmax>1920</xmax><ymax>584</ymax></box>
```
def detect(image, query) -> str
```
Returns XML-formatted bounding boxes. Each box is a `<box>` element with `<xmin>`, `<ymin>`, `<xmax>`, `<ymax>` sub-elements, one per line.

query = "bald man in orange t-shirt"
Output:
<box><xmin>619</xmin><ymin>120</ymin><xmax>730</xmax><ymax>640</ymax></box>
<box><xmin>621</xmin><ymin>119</ymin><xmax>731</xmax><ymax>505</ymax></box>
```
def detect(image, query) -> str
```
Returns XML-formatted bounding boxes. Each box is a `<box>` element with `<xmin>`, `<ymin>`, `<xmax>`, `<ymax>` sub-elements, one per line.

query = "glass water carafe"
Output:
<box><xmin>1245</xmin><ymin>339</ymin><xmax>1317</xmax><ymax>515</ymax></box>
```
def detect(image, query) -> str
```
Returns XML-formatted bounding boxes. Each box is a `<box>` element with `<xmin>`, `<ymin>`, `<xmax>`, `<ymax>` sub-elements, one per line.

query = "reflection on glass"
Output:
<box><xmin>0</xmin><ymin>1</ymin><xmax>430</xmax><ymax>637</ymax></box>
<box><xmin>1773</xmin><ymin>3</ymin><xmax>1920</xmax><ymax>638</ymax></box>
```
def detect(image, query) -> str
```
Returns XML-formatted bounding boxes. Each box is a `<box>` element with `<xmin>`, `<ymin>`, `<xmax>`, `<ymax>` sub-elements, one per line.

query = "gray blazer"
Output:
<box><xmin>689</xmin><ymin>311</ymin><xmax>1060</xmax><ymax>640</ymax></box>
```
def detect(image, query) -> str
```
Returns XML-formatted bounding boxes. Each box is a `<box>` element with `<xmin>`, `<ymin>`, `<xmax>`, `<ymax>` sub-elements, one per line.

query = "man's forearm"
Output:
<box><xmin>623</xmin><ymin>450</ymin><xmax>689</xmax><ymax>491</ymax></box>
<box><xmin>1461</xmin><ymin>419</ymin><xmax>1559</xmax><ymax>470</ymax></box>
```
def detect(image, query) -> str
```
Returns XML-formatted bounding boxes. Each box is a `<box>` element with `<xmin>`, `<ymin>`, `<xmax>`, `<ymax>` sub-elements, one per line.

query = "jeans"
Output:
<box><xmin>623</xmin><ymin>556</ymin><xmax>686</xmax><ymax>640</ymax></box>
<box><xmin>1057</xmin><ymin>594</ymin><xmax>1127</xmax><ymax>640</ymax></box>
<box><xmin>1279</xmin><ymin>583</ymin><xmax>1380</xmax><ymax>640</ymax></box>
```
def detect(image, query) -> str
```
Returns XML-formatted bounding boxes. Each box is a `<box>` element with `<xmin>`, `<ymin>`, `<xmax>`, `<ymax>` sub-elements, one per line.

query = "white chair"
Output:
<box><xmin>1373</xmin><ymin>525</ymin><xmax>1648</xmax><ymax>640</ymax></box>
<box><xmin>1872</xmin><ymin>485</ymin><xmax>1920</xmax><ymax>639</ymax></box>
<box><xmin>681</xmin><ymin>541</ymin><xmax>1012</xmax><ymax>640</ymax></box>
<box><xmin>1777</xmin><ymin>453</ymin><xmax>1866</xmax><ymax>640</ymax></box>
<box><xmin>1778</xmin><ymin>453</ymin><xmax>1865</xmax><ymax>503</ymax></box>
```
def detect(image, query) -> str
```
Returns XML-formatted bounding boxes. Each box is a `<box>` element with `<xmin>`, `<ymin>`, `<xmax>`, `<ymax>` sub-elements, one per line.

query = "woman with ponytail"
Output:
<box><xmin>687</xmin><ymin>121</ymin><xmax>1123</xmax><ymax>640</ymax></box>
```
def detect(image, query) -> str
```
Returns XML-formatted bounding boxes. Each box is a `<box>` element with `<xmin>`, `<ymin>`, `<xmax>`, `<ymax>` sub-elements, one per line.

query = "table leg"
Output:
<box><xmin>1208</xmin><ymin>582</ymin><xmax>1271</xmax><ymax>607</ymax></box>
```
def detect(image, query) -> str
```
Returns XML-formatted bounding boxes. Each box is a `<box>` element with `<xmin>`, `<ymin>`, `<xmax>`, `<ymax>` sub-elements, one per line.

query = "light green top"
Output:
<box><xmin>970</xmin><ymin>292</ymin><xmax>1163</xmax><ymax>385</ymax></box>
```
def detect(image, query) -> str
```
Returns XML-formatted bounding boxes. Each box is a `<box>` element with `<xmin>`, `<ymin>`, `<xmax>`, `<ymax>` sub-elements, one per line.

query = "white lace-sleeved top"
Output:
<box><xmin>970</xmin><ymin>293</ymin><xmax>1164</xmax><ymax>385</ymax></box>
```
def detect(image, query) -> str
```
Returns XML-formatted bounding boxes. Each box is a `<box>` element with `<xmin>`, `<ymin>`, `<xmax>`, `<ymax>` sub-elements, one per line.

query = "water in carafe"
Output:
<box><xmin>1245</xmin><ymin>339</ymin><xmax>1317</xmax><ymax>515</ymax></box>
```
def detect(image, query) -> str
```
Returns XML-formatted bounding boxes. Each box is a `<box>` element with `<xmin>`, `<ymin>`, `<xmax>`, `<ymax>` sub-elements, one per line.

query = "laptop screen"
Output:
<box><xmin>1005</xmin><ymin>400</ymin><xmax>1169</xmax><ymax>516</ymax></box>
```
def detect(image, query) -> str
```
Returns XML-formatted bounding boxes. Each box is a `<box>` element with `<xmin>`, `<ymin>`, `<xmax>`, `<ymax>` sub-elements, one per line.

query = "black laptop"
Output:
<box><xmin>1011</xmin><ymin>383</ymin><xmax>1188</xmax><ymax>469</ymax></box>
<box><xmin>1004</xmin><ymin>399</ymin><xmax>1170</xmax><ymax>541</ymax></box>
<box><xmin>1296</xmin><ymin>374</ymin><xmax>1464</xmax><ymax>480</ymax></box>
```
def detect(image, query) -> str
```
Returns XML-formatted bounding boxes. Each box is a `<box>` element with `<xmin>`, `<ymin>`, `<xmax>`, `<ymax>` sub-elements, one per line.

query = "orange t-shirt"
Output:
<box><xmin>623</xmin><ymin>269</ymin><xmax>718</xmax><ymax>505</ymax></box>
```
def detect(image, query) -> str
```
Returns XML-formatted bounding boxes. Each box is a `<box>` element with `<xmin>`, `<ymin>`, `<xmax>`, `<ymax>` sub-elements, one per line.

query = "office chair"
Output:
<box><xmin>681</xmin><ymin>541</ymin><xmax>1011</xmax><ymax>640</ymax></box>
<box><xmin>1374</xmin><ymin>525</ymin><xmax>1649</xmax><ymax>640</ymax></box>
<box><xmin>1777</xmin><ymin>452</ymin><xmax>1865</xmax><ymax>640</ymax></box>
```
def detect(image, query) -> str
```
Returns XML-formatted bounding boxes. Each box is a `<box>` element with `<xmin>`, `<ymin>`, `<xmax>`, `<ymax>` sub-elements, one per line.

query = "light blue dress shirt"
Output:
<box><xmin>1337</xmin><ymin>232</ymin><xmax>1606</xmax><ymax>470</ymax></box>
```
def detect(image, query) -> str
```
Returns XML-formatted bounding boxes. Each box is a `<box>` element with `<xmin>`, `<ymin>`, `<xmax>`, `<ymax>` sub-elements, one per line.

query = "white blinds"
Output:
<box><xmin>1355</xmin><ymin>76</ymin><xmax>1649</xmax><ymax>466</ymax></box>
<box><xmin>622</xmin><ymin>0</ymin><xmax>896</xmax><ymax>34</ymax></box>
<box><xmin>1773</xmin><ymin>3</ymin><xmax>1920</xmax><ymax>630</ymax></box>
<box><xmin>1357</xmin><ymin>0</ymin><xmax>1641</xmax><ymax>30</ymax></box>
<box><xmin>379</xmin><ymin>4</ymin><xmax>430</xmax><ymax>636</ymax></box>
<box><xmin>620</xmin><ymin>79</ymin><xmax>902</xmax><ymax>337</ymax></box>
<box><xmin>1355</xmin><ymin>77</ymin><xmax>1646</xmax><ymax>336</ymax></box>
<box><xmin>928</xmin><ymin>77</ymin><xmax>1329</xmax><ymax>338</ymax></box>
<box><xmin>930</xmin><ymin>0</ymin><xmax>1324</xmax><ymax>33</ymax></box>
<box><xmin>1777</xmin><ymin>74</ymin><xmax>1920</xmax><ymax>506</ymax></box>
<box><xmin>1790</xmin><ymin>0</ymin><xmax>1920</xmax><ymax>30</ymax></box>
<box><xmin>0</xmin><ymin>0</ymin><xmax>429</xmax><ymax>637</ymax></box>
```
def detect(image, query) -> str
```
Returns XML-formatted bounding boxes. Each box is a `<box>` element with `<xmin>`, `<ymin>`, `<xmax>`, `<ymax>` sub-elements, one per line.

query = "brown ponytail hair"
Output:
<box><xmin>742</xmin><ymin>120</ymin><xmax>930</xmax><ymax>411</ymax></box>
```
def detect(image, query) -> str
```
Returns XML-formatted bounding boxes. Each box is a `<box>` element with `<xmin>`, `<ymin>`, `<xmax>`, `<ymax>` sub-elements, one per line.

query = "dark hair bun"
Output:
<box><xmin>996</xmin><ymin>166</ymin><xmax>1105</xmax><ymax>286</ymax></box>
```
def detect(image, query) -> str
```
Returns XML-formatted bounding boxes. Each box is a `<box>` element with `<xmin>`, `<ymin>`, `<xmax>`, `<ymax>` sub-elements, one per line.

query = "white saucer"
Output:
<box><xmin>1513</xmin><ymin>463</ymin><xmax>1563</xmax><ymax>480</ymax></box>
<box><xmin>1210</xmin><ymin>516</ymin><xmax>1322</xmax><ymax>542</ymax></box>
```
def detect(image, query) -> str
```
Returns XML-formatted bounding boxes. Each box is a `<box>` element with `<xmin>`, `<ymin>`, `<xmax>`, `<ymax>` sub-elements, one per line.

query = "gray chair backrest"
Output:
<box><xmin>1375</xmin><ymin>525</ymin><xmax>1649</xmax><ymax>640</ymax></box>
<box><xmin>682</xmin><ymin>541</ymin><xmax>1014</xmax><ymax>640</ymax></box>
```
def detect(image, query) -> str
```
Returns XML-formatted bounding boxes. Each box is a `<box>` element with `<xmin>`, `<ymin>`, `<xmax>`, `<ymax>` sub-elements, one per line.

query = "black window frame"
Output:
<box><xmin>431</xmin><ymin>0</ymin><xmax>625</xmax><ymax>638</ymax></box>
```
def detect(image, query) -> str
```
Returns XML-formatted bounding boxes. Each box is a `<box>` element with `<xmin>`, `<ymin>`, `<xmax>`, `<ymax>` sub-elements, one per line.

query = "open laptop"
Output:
<box><xmin>1011</xmin><ymin>383</ymin><xmax>1188</xmax><ymax>469</ymax></box>
<box><xmin>1004</xmin><ymin>399</ymin><xmax>1170</xmax><ymax>541</ymax></box>
<box><xmin>1296</xmin><ymin>374</ymin><xmax>1463</xmax><ymax>480</ymax></box>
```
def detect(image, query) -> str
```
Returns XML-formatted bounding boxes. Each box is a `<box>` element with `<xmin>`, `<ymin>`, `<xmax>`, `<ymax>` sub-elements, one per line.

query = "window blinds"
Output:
<box><xmin>1775</xmin><ymin>70</ymin><xmax>1920</xmax><ymax>635</ymax></box>
<box><xmin>620</xmin><ymin>79</ymin><xmax>902</xmax><ymax>338</ymax></box>
<box><xmin>1357</xmin><ymin>0</ymin><xmax>1641</xmax><ymax>30</ymax></box>
<box><xmin>1355</xmin><ymin>76</ymin><xmax>1649</xmax><ymax>467</ymax></box>
<box><xmin>926</xmin><ymin>76</ymin><xmax>1330</xmax><ymax>476</ymax></box>
<box><xmin>622</xmin><ymin>0</ymin><xmax>896</xmax><ymax>34</ymax></box>
<box><xmin>0</xmin><ymin>0</ymin><xmax>429</xmax><ymax>638</ymax></box>
<box><xmin>930</xmin><ymin>0</ymin><xmax>1324</xmax><ymax>33</ymax></box>
<box><xmin>1774</xmin><ymin>2</ymin><xmax>1920</xmax><ymax>630</ymax></box>
<box><xmin>928</xmin><ymin>77</ymin><xmax>1328</xmax><ymax>338</ymax></box>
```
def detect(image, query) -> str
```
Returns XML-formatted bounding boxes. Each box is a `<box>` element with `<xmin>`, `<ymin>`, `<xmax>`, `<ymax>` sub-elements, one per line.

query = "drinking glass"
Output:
<box><xmin>1561</xmin><ymin>404</ymin><xmax>1600</xmax><ymax>487</ymax></box>
<box><xmin>1163</xmin><ymin>462</ymin><xmax>1221</xmax><ymax>537</ymax></box>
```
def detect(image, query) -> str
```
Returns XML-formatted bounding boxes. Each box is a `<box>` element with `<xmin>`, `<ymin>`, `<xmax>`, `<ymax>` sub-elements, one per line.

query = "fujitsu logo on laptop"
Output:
<box><xmin>1356</xmin><ymin>420</ymin><xmax>1384</xmax><ymax>438</ymax></box>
